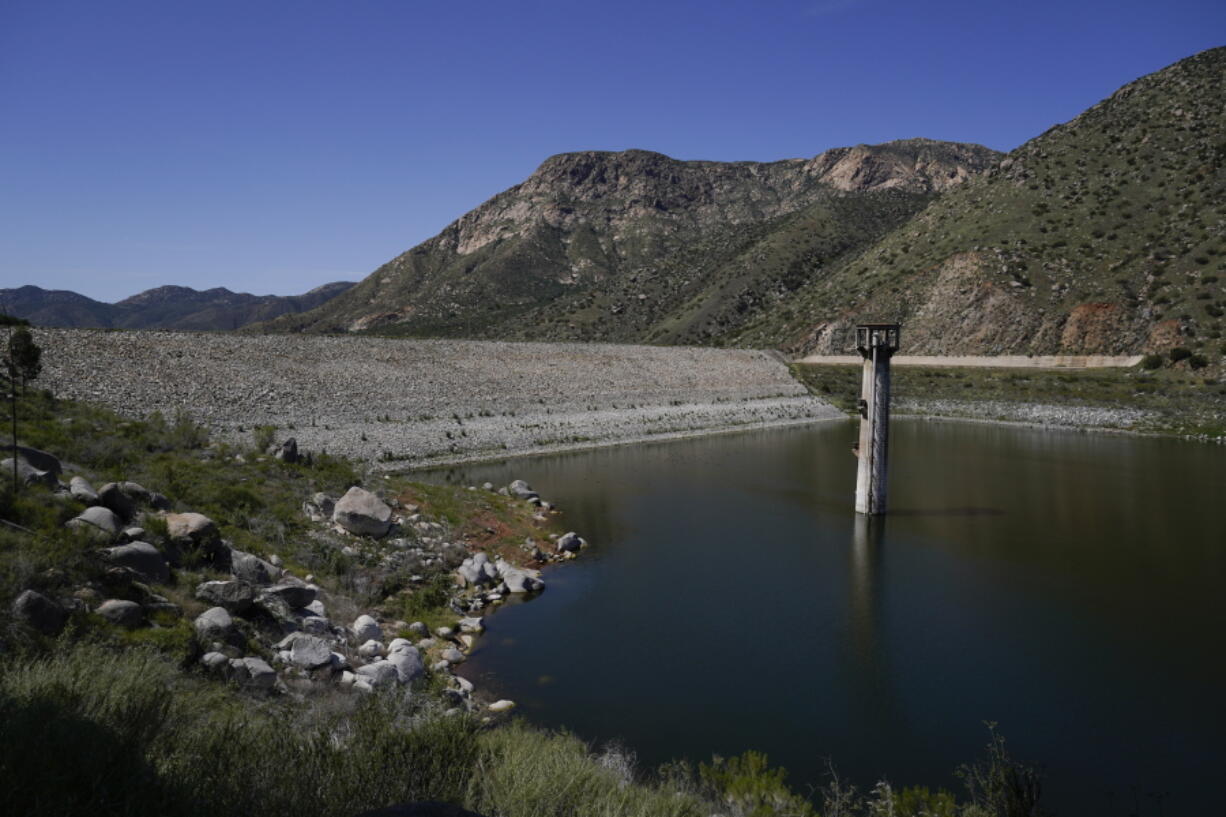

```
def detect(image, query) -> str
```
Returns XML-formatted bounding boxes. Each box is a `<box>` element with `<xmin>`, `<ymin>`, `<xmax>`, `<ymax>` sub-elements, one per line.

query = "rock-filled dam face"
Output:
<box><xmin>37</xmin><ymin>329</ymin><xmax>841</xmax><ymax>467</ymax></box>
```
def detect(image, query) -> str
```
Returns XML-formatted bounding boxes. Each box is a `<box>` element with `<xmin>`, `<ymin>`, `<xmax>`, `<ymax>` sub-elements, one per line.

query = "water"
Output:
<box><xmin>425</xmin><ymin>419</ymin><xmax>1226</xmax><ymax>815</ymax></box>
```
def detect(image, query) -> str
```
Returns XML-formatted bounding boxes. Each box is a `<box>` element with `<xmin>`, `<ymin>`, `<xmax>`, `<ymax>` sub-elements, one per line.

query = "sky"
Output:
<box><xmin>1</xmin><ymin>0</ymin><xmax>1223</xmax><ymax>302</ymax></box>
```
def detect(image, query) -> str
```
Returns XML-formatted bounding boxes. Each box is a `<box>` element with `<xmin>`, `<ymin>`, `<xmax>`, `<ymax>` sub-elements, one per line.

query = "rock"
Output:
<box><xmin>387</xmin><ymin>643</ymin><xmax>425</xmax><ymax>684</ymax></box>
<box><xmin>4</xmin><ymin>445</ymin><xmax>61</xmax><ymax>475</ymax></box>
<box><xmin>278</xmin><ymin>633</ymin><xmax>333</xmax><ymax>669</ymax></box>
<box><xmin>352</xmin><ymin>614</ymin><xmax>383</xmax><ymax>643</ymax></box>
<box><xmin>69</xmin><ymin>476</ymin><xmax>98</xmax><ymax>504</ymax></box>
<box><xmin>358</xmin><ymin>639</ymin><xmax>385</xmax><ymax>659</ymax></box>
<box><xmin>230</xmin><ymin>549</ymin><xmax>280</xmax><ymax>585</ymax></box>
<box><xmin>120</xmin><ymin>526</ymin><xmax>145</xmax><ymax>542</ymax></box>
<box><xmin>386</xmin><ymin>637</ymin><xmax>414</xmax><ymax>653</ymax></box>
<box><xmin>508</xmin><ymin>479</ymin><xmax>538</xmax><ymax>500</ymax></box>
<box><xmin>194</xmin><ymin>606</ymin><xmax>242</xmax><ymax>645</ymax></box>
<box><xmin>455</xmin><ymin>675</ymin><xmax>474</xmax><ymax>695</ymax></box>
<box><xmin>488</xmin><ymin>700</ymin><xmax>516</xmax><ymax>713</ymax></box>
<box><xmin>301</xmin><ymin>616</ymin><xmax>332</xmax><ymax>635</ymax></box>
<box><xmin>355</xmin><ymin>660</ymin><xmax>399</xmax><ymax>687</ymax></box>
<box><xmin>268</xmin><ymin>554</ymin><xmax>283</xmax><ymax>568</ymax></box>
<box><xmin>2</xmin><ymin>458</ymin><xmax>58</xmax><ymax>489</ymax></box>
<box><xmin>432</xmin><ymin>660</ymin><xmax>450</xmax><ymax>673</ymax></box>
<box><xmin>434</xmin><ymin>626</ymin><xmax>454</xmax><ymax>639</ymax></box>
<box><xmin>97</xmin><ymin>599</ymin><xmax>144</xmax><ymax>628</ymax></box>
<box><xmin>97</xmin><ymin>482</ymin><xmax>154</xmax><ymax>521</ymax></box>
<box><xmin>231</xmin><ymin>656</ymin><xmax>277</xmax><ymax>689</ymax></box>
<box><xmin>166</xmin><ymin>512</ymin><xmax>221</xmax><ymax>551</ymax></box>
<box><xmin>201</xmin><ymin>651</ymin><xmax>231</xmax><ymax>672</ymax></box>
<box><xmin>70</xmin><ymin>506</ymin><xmax>121</xmax><ymax>538</ymax></box>
<box><xmin>457</xmin><ymin>616</ymin><xmax>484</xmax><ymax>634</ymax></box>
<box><xmin>457</xmin><ymin>552</ymin><xmax>499</xmax><ymax>587</ymax></box>
<box><xmin>104</xmin><ymin>541</ymin><xmax>170</xmax><ymax>584</ymax></box>
<box><xmin>305</xmin><ymin>599</ymin><xmax>327</xmax><ymax>617</ymax></box>
<box><xmin>556</xmin><ymin>532</ymin><xmax>584</xmax><ymax>553</ymax></box>
<box><xmin>408</xmin><ymin>621</ymin><xmax>429</xmax><ymax>636</ymax></box>
<box><xmin>494</xmin><ymin>559</ymin><xmax>544</xmax><ymax>594</ymax></box>
<box><xmin>441</xmin><ymin>647</ymin><xmax>465</xmax><ymax>664</ymax></box>
<box><xmin>260</xmin><ymin>582</ymin><xmax>316</xmax><ymax>610</ymax></box>
<box><xmin>332</xmin><ymin>486</ymin><xmax>393</xmax><ymax>537</ymax></box>
<box><xmin>195</xmin><ymin>579</ymin><xmax>257</xmax><ymax>614</ymax></box>
<box><xmin>303</xmin><ymin>492</ymin><xmax>335</xmax><ymax>523</ymax></box>
<box><xmin>12</xmin><ymin>589</ymin><xmax>68</xmax><ymax>635</ymax></box>
<box><xmin>273</xmin><ymin>437</ymin><xmax>299</xmax><ymax>464</ymax></box>
<box><xmin>352</xmin><ymin>678</ymin><xmax>375</xmax><ymax>694</ymax></box>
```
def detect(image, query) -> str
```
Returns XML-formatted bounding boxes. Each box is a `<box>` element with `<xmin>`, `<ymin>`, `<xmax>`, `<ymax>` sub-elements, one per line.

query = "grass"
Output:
<box><xmin>790</xmin><ymin>361</ymin><xmax>1226</xmax><ymax>437</ymax></box>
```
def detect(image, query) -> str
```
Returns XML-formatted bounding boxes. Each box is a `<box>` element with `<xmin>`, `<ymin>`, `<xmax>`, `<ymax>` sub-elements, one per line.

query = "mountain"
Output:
<box><xmin>735</xmin><ymin>46</ymin><xmax>1226</xmax><ymax>356</ymax></box>
<box><xmin>1</xmin><ymin>282</ymin><xmax>355</xmax><ymax>331</ymax></box>
<box><xmin>261</xmin><ymin>140</ymin><xmax>1000</xmax><ymax>343</ymax></box>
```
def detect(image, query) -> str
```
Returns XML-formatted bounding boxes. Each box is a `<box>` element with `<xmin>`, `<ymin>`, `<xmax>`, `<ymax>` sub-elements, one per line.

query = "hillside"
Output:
<box><xmin>262</xmin><ymin>140</ymin><xmax>999</xmax><ymax>343</ymax></box>
<box><xmin>736</xmin><ymin>47</ymin><xmax>1226</xmax><ymax>357</ymax></box>
<box><xmin>1</xmin><ymin>281</ymin><xmax>354</xmax><ymax>331</ymax></box>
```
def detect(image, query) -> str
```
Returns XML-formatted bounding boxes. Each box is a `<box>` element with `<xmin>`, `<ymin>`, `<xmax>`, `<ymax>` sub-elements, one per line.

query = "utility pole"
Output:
<box><xmin>853</xmin><ymin>323</ymin><xmax>900</xmax><ymax>515</ymax></box>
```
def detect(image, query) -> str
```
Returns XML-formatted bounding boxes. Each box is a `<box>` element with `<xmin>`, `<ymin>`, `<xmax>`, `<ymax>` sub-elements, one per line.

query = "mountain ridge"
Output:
<box><xmin>2</xmin><ymin>281</ymin><xmax>356</xmax><ymax>331</ymax></box>
<box><xmin>261</xmin><ymin>138</ymin><xmax>1001</xmax><ymax>340</ymax></box>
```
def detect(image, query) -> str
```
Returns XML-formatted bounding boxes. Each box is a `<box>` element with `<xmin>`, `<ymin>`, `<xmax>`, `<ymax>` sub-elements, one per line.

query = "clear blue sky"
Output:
<box><xmin>2</xmin><ymin>0</ymin><xmax>1222</xmax><ymax>302</ymax></box>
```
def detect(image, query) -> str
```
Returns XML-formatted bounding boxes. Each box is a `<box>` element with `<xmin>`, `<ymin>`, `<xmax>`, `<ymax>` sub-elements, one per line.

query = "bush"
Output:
<box><xmin>251</xmin><ymin>425</ymin><xmax>277</xmax><ymax>454</ymax></box>
<box><xmin>1140</xmin><ymin>353</ymin><xmax>1164</xmax><ymax>369</ymax></box>
<box><xmin>1188</xmin><ymin>354</ymin><xmax>1209</xmax><ymax>370</ymax></box>
<box><xmin>1170</xmin><ymin>347</ymin><xmax>1193</xmax><ymax>362</ymax></box>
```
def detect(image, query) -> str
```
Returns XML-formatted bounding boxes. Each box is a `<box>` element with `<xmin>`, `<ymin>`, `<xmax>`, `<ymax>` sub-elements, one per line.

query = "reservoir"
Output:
<box><xmin>426</xmin><ymin>419</ymin><xmax>1226</xmax><ymax>815</ymax></box>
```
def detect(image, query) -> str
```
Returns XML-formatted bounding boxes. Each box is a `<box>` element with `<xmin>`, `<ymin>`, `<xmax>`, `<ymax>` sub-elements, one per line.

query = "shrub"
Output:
<box><xmin>1169</xmin><ymin>347</ymin><xmax>1193</xmax><ymax>362</ymax></box>
<box><xmin>1188</xmin><ymin>354</ymin><xmax>1209</xmax><ymax>370</ymax></box>
<box><xmin>1140</xmin><ymin>354</ymin><xmax>1164</xmax><ymax>369</ymax></box>
<box><xmin>251</xmin><ymin>425</ymin><xmax>277</xmax><ymax>454</ymax></box>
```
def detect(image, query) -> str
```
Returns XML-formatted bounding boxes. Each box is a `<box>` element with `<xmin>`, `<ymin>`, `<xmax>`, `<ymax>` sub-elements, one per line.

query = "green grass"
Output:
<box><xmin>790</xmin><ymin>362</ymin><xmax>1226</xmax><ymax>437</ymax></box>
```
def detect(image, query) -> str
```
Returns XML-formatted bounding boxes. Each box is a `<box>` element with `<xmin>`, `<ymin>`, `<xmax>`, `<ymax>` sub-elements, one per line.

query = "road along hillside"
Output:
<box><xmin>36</xmin><ymin>329</ymin><xmax>842</xmax><ymax>468</ymax></box>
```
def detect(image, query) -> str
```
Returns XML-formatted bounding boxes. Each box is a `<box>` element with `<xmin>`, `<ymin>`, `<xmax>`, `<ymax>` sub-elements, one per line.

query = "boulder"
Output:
<box><xmin>260</xmin><ymin>582</ymin><xmax>316</xmax><ymax>610</ymax></box>
<box><xmin>69</xmin><ymin>476</ymin><xmax>98</xmax><ymax>504</ymax></box>
<box><xmin>194</xmin><ymin>606</ymin><xmax>243</xmax><ymax>646</ymax></box>
<box><xmin>352</xmin><ymin>614</ymin><xmax>382</xmax><ymax>643</ymax></box>
<box><xmin>4</xmin><ymin>445</ymin><xmax>61</xmax><ymax>475</ymax></box>
<box><xmin>408</xmin><ymin>621</ymin><xmax>429</xmax><ymax>637</ymax></box>
<box><xmin>71</xmin><ymin>506</ymin><xmax>121</xmax><ymax>538</ymax></box>
<box><xmin>97</xmin><ymin>599</ymin><xmax>144</xmax><ymax>629</ymax></box>
<box><xmin>301</xmin><ymin>616</ymin><xmax>332</xmax><ymax>635</ymax></box>
<box><xmin>276</xmin><ymin>633</ymin><xmax>333</xmax><ymax>669</ymax></box>
<box><xmin>556</xmin><ymin>532</ymin><xmax>584</xmax><ymax>553</ymax></box>
<box><xmin>104</xmin><ymin>542</ymin><xmax>170</xmax><ymax>584</ymax></box>
<box><xmin>230</xmin><ymin>657</ymin><xmax>277</xmax><ymax>689</ymax></box>
<box><xmin>457</xmin><ymin>616</ymin><xmax>484</xmax><ymax>634</ymax></box>
<box><xmin>1</xmin><ymin>458</ymin><xmax>58</xmax><ymax>489</ymax></box>
<box><xmin>332</xmin><ymin>487</ymin><xmax>393</xmax><ymax>537</ymax></box>
<box><xmin>508</xmin><ymin>479</ymin><xmax>538</xmax><ymax>501</ymax></box>
<box><xmin>488</xmin><ymin>700</ymin><xmax>516</xmax><ymax>713</ymax></box>
<box><xmin>166</xmin><ymin>512</ymin><xmax>221</xmax><ymax>553</ymax></box>
<box><xmin>387</xmin><ymin>644</ymin><xmax>426</xmax><ymax>684</ymax></box>
<box><xmin>494</xmin><ymin>559</ymin><xmax>544</xmax><ymax>594</ymax></box>
<box><xmin>457</xmin><ymin>552</ymin><xmax>499</xmax><ymax>587</ymax></box>
<box><xmin>97</xmin><ymin>482</ymin><xmax>154</xmax><ymax>521</ymax></box>
<box><xmin>358</xmin><ymin>639</ymin><xmax>385</xmax><ymax>659</ymax></box>
<box><xmin>354</xmin><ymin>660</ymin><xmax>399</xmax><ymax>687</ymax></box>
<box><xmin>275</xmin><ymin>438</ymin><xmax>299</xmax><ymax>463</ymax></box>
<box><xmin>230</xmin><ymin>549</ymin><xmax>280</xmax><ymax>585</ymax></box>
<box><xmin>195</xmin><ymin>579</ymin><xmax>257</xmax><ymax>614</ymax></box>
<box><xmin>441</xmin><ymin>647</ymin><xmax>465</xmax><ymax>665</ymax></box>
<box><xmin>200</xmin><ymin>651</ymin><xmax>231</xmax><ymax>673</ymax></box>
<box><xmin>12</xmin><ymin>589</ymin><xmax>68</xmax><ymax>635</ymax></box>
<box><xmin>305</xmin><ymin>599</ymin><xmax>327</xmax><ymax>617</ymax></box>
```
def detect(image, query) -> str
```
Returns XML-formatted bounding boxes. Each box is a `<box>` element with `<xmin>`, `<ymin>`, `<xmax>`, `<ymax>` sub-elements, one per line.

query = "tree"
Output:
<box><xmin>7</xmin><ymin>327</ymin><xmax>41</xmax><ymax>393</ymax></box>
